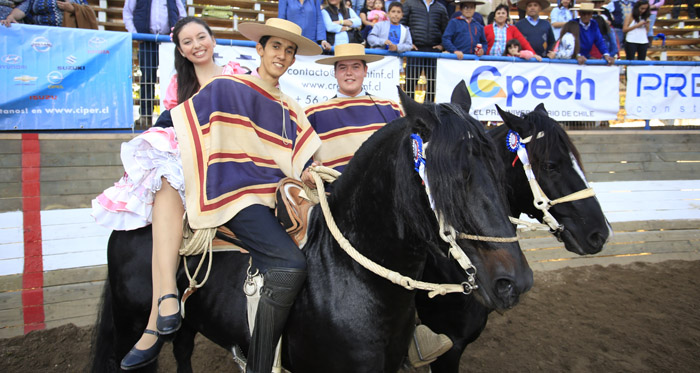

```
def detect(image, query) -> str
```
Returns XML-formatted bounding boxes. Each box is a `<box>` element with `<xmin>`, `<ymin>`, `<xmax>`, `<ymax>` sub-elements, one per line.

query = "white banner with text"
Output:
<box><xmin>625</xmin><ymin>65</ymin><xmax>699</xmax><ymax>119</ymax></box>
<box><xmin>159</xmin><ymin>44</ymin><xmax>401</xmax><ymax>108</ymax></box>
<box><xmin>435</xmin><ymin>60</ymin><xmax>620</xmax><ymax>121</ymax></box>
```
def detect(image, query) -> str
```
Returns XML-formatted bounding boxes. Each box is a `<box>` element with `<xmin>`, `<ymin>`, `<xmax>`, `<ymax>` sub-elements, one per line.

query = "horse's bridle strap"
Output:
<box><xmin>548</xmin><ymin>187</ymin><xmax>596</xmax><ymax>206</ymax></box>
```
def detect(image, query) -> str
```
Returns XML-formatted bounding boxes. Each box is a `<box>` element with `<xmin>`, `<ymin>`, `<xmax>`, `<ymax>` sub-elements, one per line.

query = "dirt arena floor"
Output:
<box><xmin>2</xmin><ymin>260</ymin><xmax>699</xmax><ymax>372</ymax></box>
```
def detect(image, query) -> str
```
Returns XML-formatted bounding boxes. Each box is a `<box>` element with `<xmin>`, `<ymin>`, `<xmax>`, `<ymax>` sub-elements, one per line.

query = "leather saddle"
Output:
<box><xmin>212</xmin><ymin>178</ymin><xmax>315</xmax><ymax>252</ymax></box>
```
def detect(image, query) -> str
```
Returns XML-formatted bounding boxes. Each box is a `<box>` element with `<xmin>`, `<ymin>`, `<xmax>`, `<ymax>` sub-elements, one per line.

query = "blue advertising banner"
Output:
<box><xmin>0</xmin><ymin>24</ymin><xmax>133</xmax><ymax>130</ymax></box>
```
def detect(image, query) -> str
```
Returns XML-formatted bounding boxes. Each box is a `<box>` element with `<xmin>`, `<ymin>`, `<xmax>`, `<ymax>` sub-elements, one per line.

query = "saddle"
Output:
<box><xmin>211</xmin><ymin>178</ymin><xmax>315</xmax><ymax>252</ymax></box>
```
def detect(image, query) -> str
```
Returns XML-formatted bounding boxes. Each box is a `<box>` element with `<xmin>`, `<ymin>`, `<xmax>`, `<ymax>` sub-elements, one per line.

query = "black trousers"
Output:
<box><xmin>625</xmin><ymin>42</ymin><xmax>649</xmax><ymax>61</ymax></box>
<box><xmin>138</xmin><ymin>41</ymin><xmax>159</xmax><ymax>119</ymax></box>
<box><xmin>672</xmin><ymin>0</ymin><xmax>697</xmax><ymax>18</ymax></box>
<box><xmin>225</xmin><ymin>204</ymin><xmax>306</xmax><ymax>273</ymax></box>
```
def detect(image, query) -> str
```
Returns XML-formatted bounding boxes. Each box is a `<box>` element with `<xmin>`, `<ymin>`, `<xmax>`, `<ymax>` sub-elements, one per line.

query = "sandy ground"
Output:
<box><xmin>1</xmin><ymin>260</ymin><xmax>699</xmax><ymax>372</ymax></box>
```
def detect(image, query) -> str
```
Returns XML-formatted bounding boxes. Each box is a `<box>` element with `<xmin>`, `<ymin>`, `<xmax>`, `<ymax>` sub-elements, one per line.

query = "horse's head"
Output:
<box><xmin>397</xmin><ymin>83</ymin><xmax>533</xmax><ymax>310</ymax></box>
<box><xmin>496</xmin><ymin>104</ymin><xmax>612</xmax><ymax>255</ymax></box>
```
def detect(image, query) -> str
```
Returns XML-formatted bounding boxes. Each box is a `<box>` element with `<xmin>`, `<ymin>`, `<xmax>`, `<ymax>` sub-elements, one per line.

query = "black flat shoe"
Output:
<box><xmin>156</xmin><ymin>293</ymin><xmax>181</xmax><ymax>335</ymax></box>
<box><xmin>120</xmin><ymin>329</ymin><xmax>164</xmax><ymax>370</ymax></box>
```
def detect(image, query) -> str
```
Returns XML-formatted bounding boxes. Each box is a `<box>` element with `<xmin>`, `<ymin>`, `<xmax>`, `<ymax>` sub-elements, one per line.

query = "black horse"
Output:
<box><xmin>416</xmin><ymin>103</ymin><xmax>612</xmax><ymax>373</ymax></box>
<box><xmin>90</xmin><ymin>84</ymin><xmax>533</xmax><ymax>372</ymax></box>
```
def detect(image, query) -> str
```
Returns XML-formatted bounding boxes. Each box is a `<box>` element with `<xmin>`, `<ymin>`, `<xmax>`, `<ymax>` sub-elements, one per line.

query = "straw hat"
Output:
<box><xmin>517</xmin><ymin>0</ymin><xmax>551</xmax><ymax>11</ymax></box>
<box><xmin>574</xmin><ymin>2</ymin><xmax>603</xmax><ymax>12</ymax></box>
<box><xmin>454</xmin><ymin>0</ymin><xmax>486</xmax><ymax>6</ymax></box>
<box><xmin>315</xmin><ymin>43</ymin><xmax>384</xmax><ymax>65</ymax></box>
<box><xmin>238</xmin><ymin>18</ymin><xmax>321</xmax><ymax>56</ymax></box>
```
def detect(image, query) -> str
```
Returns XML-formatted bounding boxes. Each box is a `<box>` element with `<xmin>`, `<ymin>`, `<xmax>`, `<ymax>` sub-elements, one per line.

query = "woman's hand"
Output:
<box><xmin>56</xmin><ymin>0</ymin><xmax>75</xmax><ymax>13</ymax></box>
<box><xmin>0</xmin><ymin>16</ymin><xmax>16</xmax><ymax>27</ymax></box>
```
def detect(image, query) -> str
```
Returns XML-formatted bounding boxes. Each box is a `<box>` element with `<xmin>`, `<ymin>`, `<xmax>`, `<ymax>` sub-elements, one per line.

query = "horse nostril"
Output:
<box><xmin>587</xmin><ymin>231</ymin><xmax>607</xmax><ymax>252</ymax></box>
<box><xmin>495</xmin><ymin>278</ymin><xmax>513</xmax><ymax>296</ymax></box>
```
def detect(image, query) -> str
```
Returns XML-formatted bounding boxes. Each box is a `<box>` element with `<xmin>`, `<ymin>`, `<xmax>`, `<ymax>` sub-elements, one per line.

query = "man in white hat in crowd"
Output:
<box><xmin>574</xmin><ymin>2</ymin><xmax>616</xmax><ymax>65</ymax></box>
<box><xmin>154</xmin><ymin>18</ymin><xmax>323</xmax><ymax>373</ymax></box>
<box><xmin>305</xmin><ymin>43</ymin><xmax>454</xmax><ymax>368</ymax></box>
<box><xmin>514</xmin><ymin>0</ymin><xmax>556</xmax><ymax>57</ymax></box>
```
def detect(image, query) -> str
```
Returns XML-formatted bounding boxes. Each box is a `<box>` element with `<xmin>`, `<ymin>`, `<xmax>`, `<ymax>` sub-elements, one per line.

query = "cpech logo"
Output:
<box><xmin>468</xmin><ymin>66</ymin><xmax>507</xmax><ymax>98</ymax></box>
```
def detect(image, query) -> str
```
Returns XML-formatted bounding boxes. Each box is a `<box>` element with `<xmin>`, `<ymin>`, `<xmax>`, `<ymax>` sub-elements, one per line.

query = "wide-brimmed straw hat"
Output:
<box><xmin>574</xmin><ymin>2</ymin><xmax>603</xmax><ymax>12</ymax></box>
<box><xmin>454</xmin><ymin>0</ymin><xmax>486</xmax><ymax>6</ymax></box>
<box><xmin>238</xmin><ymin>18</ymin><xmax>321</xmax><ymax>56</ymax></box>
<box><xmin>315</xmin><ymin>43</ymin><xmax>384</xmax><ymax>65</ymax></box>
<box><xmin>517</xmin><ymin>0</ymin><xmax>551</xmax><ymax>11</ymax></box>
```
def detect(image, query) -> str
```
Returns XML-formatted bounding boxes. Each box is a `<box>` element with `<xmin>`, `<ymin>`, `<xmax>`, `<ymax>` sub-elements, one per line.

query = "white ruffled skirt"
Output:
<box><xmin>91</xmin><ymin>127</ymin><xmax>186</xmax><ymax>231</ymax></box>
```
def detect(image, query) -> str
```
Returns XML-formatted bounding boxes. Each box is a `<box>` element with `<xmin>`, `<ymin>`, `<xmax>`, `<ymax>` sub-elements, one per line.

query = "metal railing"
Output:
<box><xmin>131</xmin><ymin>34</ymin><xmax>700</xmax><ymax>131</ymax></box>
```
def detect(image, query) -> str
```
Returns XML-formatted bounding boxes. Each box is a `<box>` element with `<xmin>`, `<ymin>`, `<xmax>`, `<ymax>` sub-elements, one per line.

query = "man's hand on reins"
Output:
<box><xmin>301</xmin><ymin>161</ymin><xmax>322</xmax><ymax>189</ymax></box>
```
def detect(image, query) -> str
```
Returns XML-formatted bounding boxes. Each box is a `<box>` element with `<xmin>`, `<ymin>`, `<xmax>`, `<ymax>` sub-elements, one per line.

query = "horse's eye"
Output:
<box><xmin>542</xmin><ymin>162</ymin><xmax>559</xmax><ymax>172</ymax></box>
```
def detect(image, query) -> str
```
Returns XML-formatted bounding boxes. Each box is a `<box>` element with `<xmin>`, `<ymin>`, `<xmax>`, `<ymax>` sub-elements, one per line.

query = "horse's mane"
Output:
<box><xmin>425</xmin><ymin>103</ymin><xmax>508</xmax><ymax>237</ymax></box>
<box><xmin>524</xmin><ymin>110</ymin><xmax>585</xmax><ymax>173</ymax></box>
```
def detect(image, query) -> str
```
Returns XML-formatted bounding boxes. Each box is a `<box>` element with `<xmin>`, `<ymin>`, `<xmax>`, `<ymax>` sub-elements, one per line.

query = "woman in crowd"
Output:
<box><xmin>1</xmin><ymin>0</ymin><xmax>88</xmax><ymax>26</ymax></box>
<box><xmin>547</xmin><ymin>19</ymin><xmax>580</xmax><ymax>59</ymax></box>
<box><xmin>549</xmin><ymin>0</ymin><xmax>576</xmax><ymax>39</ymax></box>
<box><xmin>622</xmin><ymin>0</ymin><xmax>651</xmax><ymax>60</ymax></box>
<box><xmin>278</xmin><ymin>0</ymin><xmax>332</xmax><ymax>50</ymax></box>
<box><xmin>485</xmin><ymin>4</ymin><xmax>536</xmax><ymax>58</ymax></box>
<box><xmin>322</xmin><ymin>0</ymin><xmax>362</xmax><ymax>46</ymax></box>
<box><xmin>503</xmin><ymin>38</ymin><xmax>539</xmax><ymax>60</ymax></box>
<box><xmin>92</xmin><ymin>17</ymin><xmax>244</xmax><ymax>370</ymax></box>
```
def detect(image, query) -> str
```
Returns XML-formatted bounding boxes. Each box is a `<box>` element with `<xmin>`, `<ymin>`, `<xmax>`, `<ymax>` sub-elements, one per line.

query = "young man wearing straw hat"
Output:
<box><xmin>514</xmin><ymin>0</ymin><xmax>557</xmax><ymax>57</ymax></box>
<box><xmin>304</xmin><ymin>43</ymin><xmax>453</xmax><ymax>368</ymax></box>
<box><xmin>574</xmin><ymin>2</ymin><xmax>616</xmax><ymax>64</ymax></box>
<box><xmin>304</xmin><ymin>43</ymin><xmax>403</xmax><ymax>173</ymax></box>
<box><xmin>162</xmin><ymin>18</ymin><xmax>323</xmax><ymax>373</ymax></box>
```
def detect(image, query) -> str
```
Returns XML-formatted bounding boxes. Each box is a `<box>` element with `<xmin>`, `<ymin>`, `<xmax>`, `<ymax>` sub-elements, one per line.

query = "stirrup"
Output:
<box><xmin>407</xmin><ymin>324</ymin><xmax>454</xmax><ymax>368</ymax></box>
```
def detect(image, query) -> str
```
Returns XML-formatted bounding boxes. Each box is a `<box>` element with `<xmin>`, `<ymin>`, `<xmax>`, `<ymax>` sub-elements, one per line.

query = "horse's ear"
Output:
<box><xmin>496</xmin><ymin>104</ymin><xmax>531</xmax><ymax>135</ymax></box>
<box><xmin>398</xmin><ymin>85</ymin><xmax>435</xmax><ymax>136</ymax></box>
<box><xmin>450</xmin><ymin>80</ymin><xmax>471</xmax><ymax>113</ymax></box>
<box><xmin>534</xmin><ymin>103</ymin><xmax>547</xmax><ymax>113</ymax></box>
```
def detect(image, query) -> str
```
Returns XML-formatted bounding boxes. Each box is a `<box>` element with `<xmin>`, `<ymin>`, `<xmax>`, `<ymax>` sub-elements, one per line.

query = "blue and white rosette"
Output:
<box><xmin>411</xmin><ymin>133</ymin><xmax>435</xmax><ymax>210</ymax></box>
<box><xmin>506</xmin><ymin>130</ymin><xmax>535</xmax><ymax>181</ymax></box>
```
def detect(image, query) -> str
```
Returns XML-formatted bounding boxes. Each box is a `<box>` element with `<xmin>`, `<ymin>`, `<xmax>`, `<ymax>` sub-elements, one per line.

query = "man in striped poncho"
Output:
<box><xmin>305</xmin><ymin>43</ymin><xmax>403</xmax><ymax>173</ymax></box>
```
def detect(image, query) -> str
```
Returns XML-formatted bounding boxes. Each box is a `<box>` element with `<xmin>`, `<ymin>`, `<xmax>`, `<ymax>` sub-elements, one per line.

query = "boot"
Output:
<box><xmin>407</xmin><ymin>324</ymin><xmax>453</xmax><ymax>368</ymax></box>
<box><xmin>246</xmin><ymin>268</ymin><xmax>307</xmax><ymax>373</ymax></box>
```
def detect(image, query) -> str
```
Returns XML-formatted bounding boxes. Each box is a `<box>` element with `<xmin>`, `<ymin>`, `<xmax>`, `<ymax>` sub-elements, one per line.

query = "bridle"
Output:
<box><xmin>412</xmin><ymin>132</ymin><xmax>518</xmax><ymax>294</ymax></box>
<box><xmin>508</xmin><ymin>130</ymin><xmax>597</xmax><ymax>238</ymax></box>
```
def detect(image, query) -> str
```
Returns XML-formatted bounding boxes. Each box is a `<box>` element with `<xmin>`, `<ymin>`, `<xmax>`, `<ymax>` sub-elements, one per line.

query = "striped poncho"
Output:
<box><xmin>172</xmin><ymin>75</ymin><xmax>321</xmax><ymax>229</ymax></box>
<box><xmin>305</xmin><ymin>95</ymin><xmax>402</xmax><ymax>172</ymax></box>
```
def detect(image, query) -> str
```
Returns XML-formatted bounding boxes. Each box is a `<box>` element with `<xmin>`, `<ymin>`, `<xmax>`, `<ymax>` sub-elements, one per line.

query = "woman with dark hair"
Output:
<box><xmin>164</xmin><ymin>16</ymin><xmax>246</xmax><ymax>109</ymax></box>
<box><xmin>547</xmin><ymin>19</ymin><xmax>580</xmax><ymax>59</ymax></box>
<box><xmin>92</xmin><ymin>17</ymin><xmax>245</xmax><ymax>370</ymax></box>
<box><xmin>590</xmin><ymin>13</ymin><xmax>619</xmax><ymax>58</ymax></box>
<box><xmin>622</xmin><ymin>0</ymin><xmax>651</xmax><ymax>60</ymax></box>
<box><xmin>485</xmin><ymin>3</ymin><xmax>536</xmax><ymax>57</ymax></box>
<box><xmin>322</xmin><ymin>0</ymin><xmax>362</xmax><ymax>46</ymax></box>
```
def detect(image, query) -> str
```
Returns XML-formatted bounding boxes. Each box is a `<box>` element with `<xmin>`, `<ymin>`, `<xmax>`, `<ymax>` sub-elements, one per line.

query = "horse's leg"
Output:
<box><xmin>132</xmin><ymin>181</ymin><xmax>184</xmax><ymax>350</ymax></box>
<box><xmin>89</xmin><ymin>280</ymin><xmax>120</xmax><ymax>372</ymax></box>
<box><xmin>173</xmin><ymin>322</ymin><xmax>197</xmax><ymax>373</ymax></box>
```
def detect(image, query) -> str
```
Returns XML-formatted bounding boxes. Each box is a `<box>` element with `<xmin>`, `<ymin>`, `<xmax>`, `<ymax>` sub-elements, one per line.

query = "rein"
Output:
<box><xmin>509</xmin><ymin>130</ymin><xmax>596</xmax><ymax>235</ymax></box>
<box><xmin>304</xmin><ymin>165</ymin><xmax>478</xmax><ymax>298</ymax></box>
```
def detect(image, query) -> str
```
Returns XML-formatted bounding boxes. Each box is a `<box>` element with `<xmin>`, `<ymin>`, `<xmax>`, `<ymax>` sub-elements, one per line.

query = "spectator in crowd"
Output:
<box><xmin>351</xmin><ymin>0</ymin><xmax>364</xmax><ymax>16</ymax></box>
<box><xmin>443</xmin><ymin>0</ymin><xmax>487</xmax><ymax>59</ymax></box>
<box><xmin>550</xmin><ymin>0</ymin><xmax>577</xmax><ymax>39</ymax></box>
<box><xmin>279</xmin><ymin>0</ymin><xmax>333</xmax><ymax>51</ymax></box>
<box><xmin>547</xmin><ymin>19</ymin><xmax>580</xmax><ymax>59</ymax></box>
<box><xmin>575</xmin><ymin>2</ymin><xmax>616</xmax><ymax>64</ymax></box>
<box><xmin>368</xmin><ymin>0</ymin><xmax>387</xmax><ymax>23</ymax></box>
<box><xmin>359</xmin><ymin>0</ymin><xmax>374</xmax><ymax>39</ymax></box>
<box><xmin>367</xmin><ymin>1</ymin><xmax>413</xmax><ymax>51</ymax></box>
<box><xmin>485</xmin><ymin>3</ymin><xmax>536</xmax><ymax>56</ymax></box>
<box><xmin>671</xmin><ymin>0</ymin><xmax>695</xmax><ymax>18</ymax></box>
<box><xmin>622</xmin><ymin>0</ymin><xmax>650</xmax><ymax>59</ymax></box>
<box><xmin>590</xmin><ymin>12</ymin><xmax>619</xmax><ymax>57</ymax></box>
<box><xmin>0</xmin><ymin>0</ymin><xmax>20</xmax><ymax>21</ymax></box>
<box><xmin>608</xmin><ymin>0</ymin><xmax>636</xmax><ymax>49</ymax></box>
<box><xmin>322</xmin><ymin>0</ymin><xmax>362</xmax><ymax>46</ymax></box>
<box><xmin>647</xmin><ymin>0</ymin><xmax>663</xmax><ymax>38</ymax></box>
<box><xmin>1</xmin><ymin>0</ymin><xmax>88</xmax><ymax>27</ymax></box>
<box><xmin>122</xmin><ymin>0</ymin><xmax>186</xmax><ymax>126</ymax></box>
<box><xmin>402</xmin><ymin>0</ymin><xmax>449</xmax><ymax>101</ymax></box>
<box><xmin>503</xmin><ymin>38</ymin><xmax>540</xmax><ymax>59</ymax></box>
<box><xmin>514</xmin><ymin>0</ymin><xmax>556</xmax><ymax>57</ymax></box>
